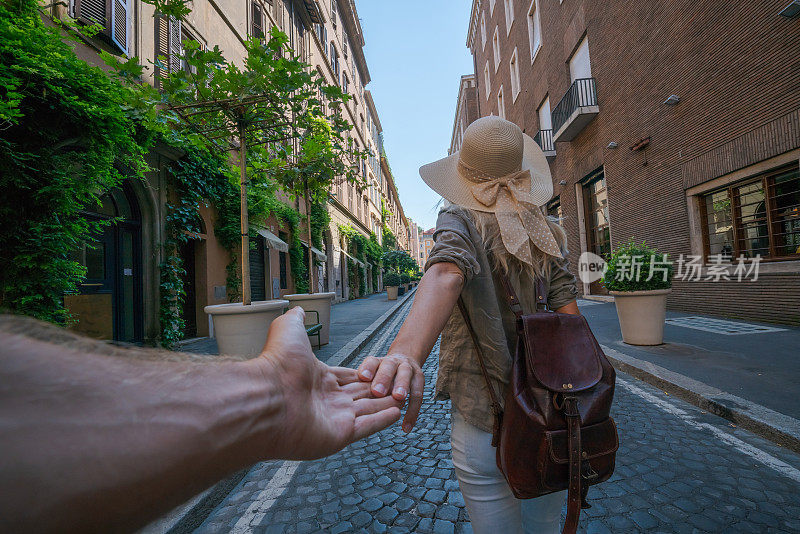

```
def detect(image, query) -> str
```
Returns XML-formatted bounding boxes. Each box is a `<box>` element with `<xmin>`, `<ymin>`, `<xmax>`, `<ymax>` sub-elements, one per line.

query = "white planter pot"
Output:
<box><xmin>204</xmin><ymin>300</ymin><xmax>289</xmax><ymax>357</ymax></box>
<box><xmin>609</xmin><ymin>289</ymin><xmax>671</xmax><ymax>345</ymax></box>
<box><xmin>284</xmin><ymin>292</ymin><xmax>335</xmax><ymax>346</ymax></box>
<box><xmin>387</xmin><ymin>286</ymin><xmax>398</xmax><ymax>300</ymax></box>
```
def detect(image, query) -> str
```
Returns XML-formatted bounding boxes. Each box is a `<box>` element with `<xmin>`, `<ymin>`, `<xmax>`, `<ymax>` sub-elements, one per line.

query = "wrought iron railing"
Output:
<box><xmin>551</xmin><ymin>78</ymin><xmax>598</xmax><ymax>135</ymax></box>
<box><xmin>534</xmin><ymin>129</ymin><xmax>555</xmax><ymax>153</ymax></box>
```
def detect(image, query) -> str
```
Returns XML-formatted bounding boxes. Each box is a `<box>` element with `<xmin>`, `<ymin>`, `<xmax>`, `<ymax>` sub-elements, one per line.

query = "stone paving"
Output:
<box><xmin>196</xmin><ymin>302</ymin><xmax>800</xmax><ymax>533</ymax></box>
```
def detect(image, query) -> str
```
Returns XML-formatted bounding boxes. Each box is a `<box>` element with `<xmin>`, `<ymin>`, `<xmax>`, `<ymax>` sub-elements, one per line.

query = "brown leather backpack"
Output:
<box><xmin>457</xmin><ymin>275</ymin><xmax>619</xmax><ymax>534</ymax></box>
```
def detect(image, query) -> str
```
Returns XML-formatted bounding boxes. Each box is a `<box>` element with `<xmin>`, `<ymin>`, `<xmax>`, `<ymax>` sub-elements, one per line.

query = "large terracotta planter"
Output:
<box><xmin>386</xmin><ymin>286</ymin><xmax>398</xmax><ymax>300</ymax></box>
<box><xmin>205</xmin><ymin>300</ymin><xmax>289</xmax><ymax>357</ymax></box>
<box><xmin>285</xmin><ymin>292</ymin><xmax>335</xmax><ymax>345</ymax></box>
<box><xmin>609</xmin><ymin>289</ymin><xmax>671</xmax><ymax>345</ymax></box>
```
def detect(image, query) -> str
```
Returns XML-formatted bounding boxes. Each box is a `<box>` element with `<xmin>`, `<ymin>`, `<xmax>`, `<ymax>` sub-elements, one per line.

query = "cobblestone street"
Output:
<box><xmin>197</xmin><ymin>302</ymin><xmax>800</xmax><ymax>533</ymax></box>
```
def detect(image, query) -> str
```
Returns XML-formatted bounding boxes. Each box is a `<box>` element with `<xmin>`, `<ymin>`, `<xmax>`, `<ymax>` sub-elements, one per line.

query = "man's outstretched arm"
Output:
<box><xmin>0</xmin><ymin>308</ymin><xmax>401</xmax><ymax>533</ymax></box>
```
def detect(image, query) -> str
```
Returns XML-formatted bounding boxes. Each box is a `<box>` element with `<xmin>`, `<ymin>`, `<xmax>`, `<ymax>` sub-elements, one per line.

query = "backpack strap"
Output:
<box><xmin>497</xmin><ymin>272</ymin><xmax>548</xmax><ymax>314</ymax></box>
<box><xmin>457</xmin><ymin>297</ymin><xmax>503</xmax><ymax>446</ymax></box>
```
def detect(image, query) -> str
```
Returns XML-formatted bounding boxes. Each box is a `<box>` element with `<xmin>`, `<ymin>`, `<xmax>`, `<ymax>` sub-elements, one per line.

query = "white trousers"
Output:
<box><xmin>450</xmin><ymin>409</ymin><xmax>566</xmax><ymax>534</ymax></box>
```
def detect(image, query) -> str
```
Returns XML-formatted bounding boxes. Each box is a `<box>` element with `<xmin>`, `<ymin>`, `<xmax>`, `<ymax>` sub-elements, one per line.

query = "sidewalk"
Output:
<box><xmin>177</xmin><ymin>291</ymin><xmax>412</xmax><ymax>361</ymax></box>
<box><xmin>578</xmin><ymin>298</ymin><xmax>800</xmax><ymax>448</ymax></box>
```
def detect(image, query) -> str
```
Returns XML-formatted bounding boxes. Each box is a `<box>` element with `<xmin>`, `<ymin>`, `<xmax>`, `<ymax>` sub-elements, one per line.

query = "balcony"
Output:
<box><xmin>533</xmin><ymin>129</ymin><xmax>556</xmax><ymax>160</ymax></box>
<box><xmin>552</xmin><ymin>78</ymin><xmax>599</xmax><ymax>143</ymax></box>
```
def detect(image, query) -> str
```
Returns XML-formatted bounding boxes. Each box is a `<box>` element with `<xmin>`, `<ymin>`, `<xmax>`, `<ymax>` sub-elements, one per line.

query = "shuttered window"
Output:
<box><xmin>155</xmin><ymin>15</ymin><xmax>182</xmax><ymax>86</ymax></box>
<box><xmin>72</xmin><ymin>0</ymin><xmax>130</xmax><ymax>55</ymax></box>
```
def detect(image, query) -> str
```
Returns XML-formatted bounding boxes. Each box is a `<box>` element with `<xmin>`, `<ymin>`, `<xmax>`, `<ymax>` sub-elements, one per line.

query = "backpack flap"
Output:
<box><xmin>520</xmin><ymin>312</ymin><xmax>603</xmax><ymax>393</ymax></box>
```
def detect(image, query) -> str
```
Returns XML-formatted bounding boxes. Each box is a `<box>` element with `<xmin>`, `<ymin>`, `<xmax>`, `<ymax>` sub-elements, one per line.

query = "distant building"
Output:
<box><xmin>420</xmin><ymin>228</ymin><xmax>436</xmax><ymax>268</ymax></box>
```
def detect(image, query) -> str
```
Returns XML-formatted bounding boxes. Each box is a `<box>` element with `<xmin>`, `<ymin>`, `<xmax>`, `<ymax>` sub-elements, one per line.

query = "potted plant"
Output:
<box><xmin>400</xmin><ymin>272</ymin><xmax>411</xmax><ymax>291</ymax></box>
<box><xmin>604</xmin><ymin>240</ymin><xmax>674</xmax><ymax>345</ymax></box>
<box><xmin>384</xmin><ymin>272</ymin><xmax>401</xmax><ymax>301</ymax></box>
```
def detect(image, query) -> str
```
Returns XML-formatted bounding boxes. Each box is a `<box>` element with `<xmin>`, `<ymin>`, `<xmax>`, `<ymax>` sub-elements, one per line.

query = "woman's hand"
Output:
<box><xmin>357</xmin><ymin>354</ymin><xmax>425</xmax><ymax>433</ymax></box>
<box><xmin>258</xmin><ymin>307</ymin><xmax>403</xmax><ymax>459</ymax></box>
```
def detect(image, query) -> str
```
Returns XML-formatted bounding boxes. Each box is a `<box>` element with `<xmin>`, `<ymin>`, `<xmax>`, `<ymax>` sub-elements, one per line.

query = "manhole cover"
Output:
<box><xmin>664</xmin><ymin>316</ymin><xmax>786</xmax><ymax>335</ymax></box>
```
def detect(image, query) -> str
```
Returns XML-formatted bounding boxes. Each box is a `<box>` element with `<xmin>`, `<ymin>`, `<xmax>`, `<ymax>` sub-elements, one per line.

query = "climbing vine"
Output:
<box><xmin>0</xmin><ymin>0</ymin><xmax>149</xmax><ymax>325</ymax></box>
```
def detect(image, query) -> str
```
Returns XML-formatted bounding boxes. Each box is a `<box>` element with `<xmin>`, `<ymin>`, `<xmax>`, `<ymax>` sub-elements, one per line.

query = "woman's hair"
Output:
<box><xmin>466</xmin><ymin>208</ymin><xmax>568</xmax><ymax>281</ymax></box>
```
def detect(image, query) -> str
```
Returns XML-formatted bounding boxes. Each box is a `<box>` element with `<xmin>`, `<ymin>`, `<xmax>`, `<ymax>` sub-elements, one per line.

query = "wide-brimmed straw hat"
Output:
<box><xmin>419</xmin><ymin>116</ymin><xmax>562</xmax><ymax>262</ymax></box>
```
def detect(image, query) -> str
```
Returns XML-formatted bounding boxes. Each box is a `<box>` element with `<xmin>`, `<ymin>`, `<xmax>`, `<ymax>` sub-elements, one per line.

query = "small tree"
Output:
<box><xmin>112</xmin><ymin>0</ymin><xmax>366</xmax><ymax>302</ymax></box>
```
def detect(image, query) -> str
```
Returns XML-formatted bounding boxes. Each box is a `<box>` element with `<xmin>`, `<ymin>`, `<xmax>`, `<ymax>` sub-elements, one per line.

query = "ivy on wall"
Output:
<box><xmin>0</xmin><ymin>0</ymin><xmax>149</xmax><ymax>325</ymax></box>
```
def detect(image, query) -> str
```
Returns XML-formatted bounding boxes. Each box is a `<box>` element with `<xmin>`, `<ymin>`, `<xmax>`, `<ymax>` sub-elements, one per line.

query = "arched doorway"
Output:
<box><xmin>66</xmin><ymin>182</ymin><xmax>143</xmax><ymax>342</ymax></box>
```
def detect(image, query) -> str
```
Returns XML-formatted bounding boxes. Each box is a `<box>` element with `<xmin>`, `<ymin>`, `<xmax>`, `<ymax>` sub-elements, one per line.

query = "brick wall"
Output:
<box><xmin>467</xmin><ymin>0</ymin><xmax>800</xmax><ymax>324</ymax></box>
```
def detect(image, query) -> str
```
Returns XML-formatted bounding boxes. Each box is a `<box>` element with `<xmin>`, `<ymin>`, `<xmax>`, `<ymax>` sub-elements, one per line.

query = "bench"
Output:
<box><xmin>304</xmin><ymin>309</ymin><xmax>323</xmax><ymax>348</ymax></box>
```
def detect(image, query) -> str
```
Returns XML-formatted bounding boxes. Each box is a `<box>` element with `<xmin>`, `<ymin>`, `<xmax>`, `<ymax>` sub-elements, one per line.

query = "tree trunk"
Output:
<box><xmin>305</xmin><ymin>182</ymin><xmax>315</xmax><ymax>294</ymax></box>
<box><xmin>239</xmin><ymin>123</ymin><xmax>252</xmax><ymax>305</ymax></box>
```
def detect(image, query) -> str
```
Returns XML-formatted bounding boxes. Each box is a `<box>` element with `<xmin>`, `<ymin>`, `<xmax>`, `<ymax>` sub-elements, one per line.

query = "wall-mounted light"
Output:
<box><xmin>663</xmin><ymin>94</ymin><xmax>681</xmax><ymax>105</ymax></box>
<box><xmin>606</xmin><ymin>142</ymin><xmax>618</xmax><ymax>149</ymax></box>
<box><xmin>779</xmin><ymin>0</ymin><xmax>800</xmax><ymax>17</ymax></box>
<box><xmin>558</xmin><ymin>180</ymin><xmax>567</xmax><ymax>186</ymax></box>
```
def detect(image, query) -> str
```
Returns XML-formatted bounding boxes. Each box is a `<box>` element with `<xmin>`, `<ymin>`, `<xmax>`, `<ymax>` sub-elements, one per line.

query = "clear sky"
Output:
<box><xmin>357</xmin><ymin>1</ymin><xmax>474</xmax><ymax>231</ymax></box>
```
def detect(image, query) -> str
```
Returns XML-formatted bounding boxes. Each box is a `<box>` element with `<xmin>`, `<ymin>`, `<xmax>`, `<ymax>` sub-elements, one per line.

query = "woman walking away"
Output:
<box><xmin>358</xmin><ymin>116</ymin><xmax>580</xmax><ymax>534</ymax></box>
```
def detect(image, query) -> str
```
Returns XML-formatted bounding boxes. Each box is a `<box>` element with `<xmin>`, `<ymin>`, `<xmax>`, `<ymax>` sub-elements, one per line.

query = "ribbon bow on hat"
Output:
<box><xmin>460</xmin><ymin>161</ymin><xmax>564</xmax><ymax>265</ymax></box>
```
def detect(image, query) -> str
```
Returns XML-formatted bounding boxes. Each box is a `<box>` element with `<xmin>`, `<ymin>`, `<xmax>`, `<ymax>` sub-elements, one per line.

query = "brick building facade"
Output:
<box><xmin>461</xmin><ymin>0</ymin><xmax>800</xmax><ymax>324</ymax></box>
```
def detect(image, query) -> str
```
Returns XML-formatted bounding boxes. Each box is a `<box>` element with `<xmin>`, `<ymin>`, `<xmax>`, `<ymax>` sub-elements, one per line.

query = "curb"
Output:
<box><xmin>326</xmin><ymin>287</ymin><xmax>417</xmax><ymax>368</ymax></box>
<box><xmin>601</xmin><ymin>343</ymin><xmax>800</xmax><ymax>453</ymax></box>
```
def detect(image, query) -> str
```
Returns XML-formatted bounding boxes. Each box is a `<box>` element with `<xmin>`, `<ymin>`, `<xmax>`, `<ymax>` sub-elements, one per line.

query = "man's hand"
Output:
<box><xmin>357</xmin><ymin>354</ymin><xmax>425</xmax><ymax>434</ymax></box>
<box><xmin>256</xmin><ymin>307</ymin><xmax>403</xmax><ymax>460</ymax></box>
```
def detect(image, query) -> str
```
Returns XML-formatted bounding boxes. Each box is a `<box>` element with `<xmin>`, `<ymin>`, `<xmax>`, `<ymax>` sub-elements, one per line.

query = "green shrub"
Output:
<box><xmin>603</xmin><ymin>239</ymin><xmax>673</xmax><ymax>292</ymax></box>
<box><xmin>383</xmin><ymin>272</ymin><xmax>401</xmax><ymax>287</ymax></box>
<box><xmin>400</xmin><ymin>273</ymin><xmax>411</xmax><ymax>285</ymax></box>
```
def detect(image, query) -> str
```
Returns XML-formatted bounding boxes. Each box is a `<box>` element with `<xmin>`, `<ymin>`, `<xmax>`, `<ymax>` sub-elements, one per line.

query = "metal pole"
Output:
<box><xmin>305</xmin><ymin>182</ymin><xmax>315</xmax><ymax>294</ymax></box>
<box><xmin>239</xmin><ymin>121</ymin><xmax>252</xmax><ymax>306</ymax></box>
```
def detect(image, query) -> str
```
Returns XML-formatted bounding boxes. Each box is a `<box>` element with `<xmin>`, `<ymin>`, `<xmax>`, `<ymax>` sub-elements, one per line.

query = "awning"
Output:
<box><xmin>256</xmin><ymin>228</ymin><xmax>289</xmax><ymax>253</ymax></box>
<box><xmin>338</xmin><ymin>248</ymin><xmax>365</xmax><ymax>267</ymax></box>
<box><xmin>300</xmin><ymin>241</ymin><xmax>328</xmax><ymax>262</ymax></box>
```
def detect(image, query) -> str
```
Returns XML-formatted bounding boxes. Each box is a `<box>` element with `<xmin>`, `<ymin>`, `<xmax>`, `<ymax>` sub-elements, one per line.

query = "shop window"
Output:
<box><xmin>700</xmin><ymin>163</ymin><xmax>800</xmax><ymax>260</ymax></box>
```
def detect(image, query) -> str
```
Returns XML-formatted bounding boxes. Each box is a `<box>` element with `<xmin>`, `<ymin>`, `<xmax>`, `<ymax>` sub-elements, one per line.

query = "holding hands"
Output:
<box><xmin>357</xmin><ymin>354</ymin><xmax>426</xmax><ymax>433</ymax></box>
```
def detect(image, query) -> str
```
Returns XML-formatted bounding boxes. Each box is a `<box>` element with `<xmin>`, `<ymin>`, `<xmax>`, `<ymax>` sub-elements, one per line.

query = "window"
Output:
<box><xmin>489</xmin><ymin>0</ymin><xmax>496</xmax><ymax>14</ymax></box>
<box><xmin>71</xmin><ymin>0</ymin><xmax>130</xmax><ymax>55</ymax></box>
<box><xmin>546</xmin><ymin>198</ymin><xmax>563</xmax><ymax>220</ymax></box>
<box><xmin>538</xmin><ymin>96</ymin><xmax>551</xmax><ymax>130</ymax></box>
<box><xmin>331</xmin><ymin>43</ymin><xmax>339</xmax><ymax>76</ymax></box>
<box><xmin>527</xmin><ymin>0</ymin><xmax>542</xmax><ymax>63</ymax></box>
<box><xmin>343</xmin><ymin>36</ymin><xmax>349</xmax><ymax>60</ymax></box>
<box><xmin>700</xmin><ymin>164</ymin><xmax>800</xmax><ymax>260</ymax></box>
<box><xmin>481</xmin><ymin>12</ymin><xmax>487</xmax><ymax>49</ymax></box>
<box><xmin>155</xmin><ymin>15</ymin><xmax>182</xmax><ymax>84</ymax></box>
<box><xmin>497</xmin><ymin>86</ymin><xmax>505</xmax><ymax>119</ymax></box>
<box><xmin>569</xmin><ymin>37</ymin><xmax>592</xmax><ymax>81</ymax></box>
<box><xmin>251</xmin><ymin>1</ymin><xmax>265</xmax><ymax>39</ymax></box>
<box><xmin>583</xmin><ymin>172</ymin><xmax>611</xmax><ymax>259</ymax></box>
<box><xmin>180</xmin><ymin>26</ymin><xmax>205</xmax><ymax>74</ymax></box>
<box><xmin>510</xmin><ymin>47</ymin><xmax>520</xmax><ymax>101</ymax></box>
<box><xmin>504</xmin><ymin>0</ymin><xmax>514</xmax><ymax>33</ymax></box>
<box><xmin>331</xmin><ymin>0</ymin><xmax>337</xmax><ymax>29</ymax></box>
<box><xmin>493</xmin><ymin>27</ymin><xmax>500</xmax><ymax>70</ymax></box>
<box><xmin>315</xmin><ymin>23</ymin><xmax>327</xmax><ymax>56</ymax></box>
<box><xmin>484</xmin><ymin>62</ymin><xmax>491</xmax><ymax>99</ymax></box>
<box><xmin>343</xmin><ymin>74</ymin><xmax>349</xmax><ymax>94</ymax></box>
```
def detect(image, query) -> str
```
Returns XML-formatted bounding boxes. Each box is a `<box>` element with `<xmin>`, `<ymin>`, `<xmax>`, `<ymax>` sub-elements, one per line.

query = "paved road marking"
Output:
<box><xmin>618</xmin><ymin>377</ymin><xmax>800</xmax><ymax>484</ymax></box>
<box><xmin>664</xmin><ymin>315</ymin><xmax>786</xmax><ymax>335</ymax></box>
<box><xmin>230</xmin><ymin>461</ymin><xmax>300</xmax><ymax>533</ymax></box>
